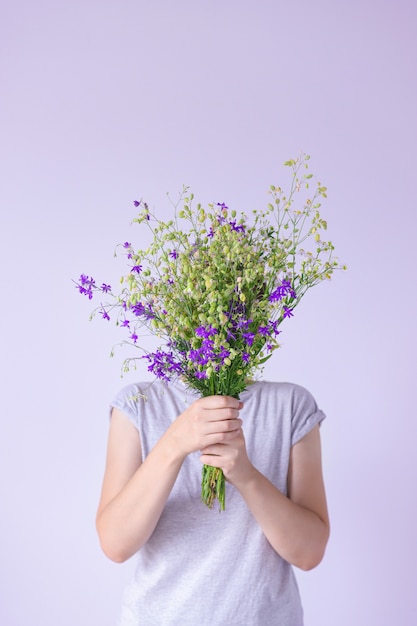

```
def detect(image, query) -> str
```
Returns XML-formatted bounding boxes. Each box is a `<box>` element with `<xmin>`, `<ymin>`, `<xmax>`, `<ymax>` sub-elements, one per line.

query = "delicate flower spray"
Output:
<box><xmin>75</xmin><ymin>154</ymin><xmax>346</xmax><ymax>510</ymax></box>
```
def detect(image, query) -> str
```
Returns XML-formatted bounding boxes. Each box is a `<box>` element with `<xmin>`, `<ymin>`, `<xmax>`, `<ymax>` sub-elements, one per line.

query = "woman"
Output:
<box><xmin>96</xmin><ymin>378</ymin><xmax>330</xmax><ymax>626</ymax></box>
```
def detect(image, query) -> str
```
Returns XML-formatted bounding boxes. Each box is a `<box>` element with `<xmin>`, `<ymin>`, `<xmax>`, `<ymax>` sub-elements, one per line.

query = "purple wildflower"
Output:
<box><xmin>195</xmin><ymin>370</ymin><xmax>207</xmax><ymax>379</ymax></box>
<box><xmin>242</xmin><ymin>352</ymin><xmax>250</xmax><ymax>364</ymax></box>
<box><xmin>123</xmin><ymin>242</ymin><xmax>133</xmax><ymax>259</ymax></box>
<box><xmin>121</xmin><ymin>319</ymin><xmax>130</xmax><ymax>328</ymax></box>
<box><xmin>236</xmin><ymin>318</ymin><xmax>252</xmax><ymax>330</ymax></box>
<box><xmin>169</xmin><ymin>250</ymin><xmax>178</xmax><ymax>259</ymax></box>
<box><xmin>79</xmin><ymin>274</ymin><xmax>93</xmax><ymax>286</ymax></box>
<box><xmin>229</xmin><ymin>220</ymin><xmax>245</xmax><ymax>233</ymax></box>
<box><xmin>131</xmin><ymin>302</ymin><xmax>146</xmax><ymax>316</ymax></box>
<box><xmin>218</xmin><ymin>347</ymin><xmax>231</xmax><ymax>364</ymax></box>
<box><xmin>133</xmin><ymin>200</ymin><xmax>141</xmax><ymax>207</ymax></box>
<box><xmin>101</xmin><ymin>283</ymin><xmax>111</xmax><ymax>293</ymax></box>
<box><xmin>283</xmin><ymin>306</ymin><xmax>294</xmax><ymax>319</ymax></box>
<box><xmin>131</xmin><ymin>265</ymin><xmax>143</xmax><ymax>274</ymax></box>
<box><xmin>100</xmin><ymin>309</ymin><xmax>110</xmax><ymax>320</ymax></box>
<box><xmin>130</xmin><ymin>333</ymin><xmax>138</xmax><ymax>343</ymax></box>
<box><xmin>142</xmin><ymin>350</ymin><xmax>182</xmax><ymax>382</ymax></box>
<box><xmin>268</xmin><ymin>320</ymin><xmax>281</xmax><ymax>336</ymax></box>
<box><xmin>242</xmin><ymin>332</ymin><xmax>255</xmax><ymax>347</ymax></box>
<box><xmin>130</xmin><ymin>302</ymin><xmax>155</xmax><ymax>320</ymax></box>
<box><xmin>188</xmin><ymin>338</ymin><xmax>216</xmax><ymax>366</ymax></box>
<box><xmin>189</xmin><ymin>348</ymin><xmax>209</xmax><ymax>366</ymax></box>
<box><xmin>269</xmin><ymin>280</ymin><xmax>296</xmax><ymax>303</ymax></box>
<box><xmin>77</xmin><ymin>284</ymin><xmax>94</xmax><ymax>299</ymax></box>
<box><xmin>269</xmin><ymin>287</ymin><xmax>284</xmax><ymax>302</ymax></box>
<box><xmin>258</xmin><ymin>326</ymin><xmax>270</xmax><ymax>336</ymax></box>
<box><xmin>75</xmin><ymin>274</ymin><xmax>96</xmax><ymax>299</ymax></box>
<box><xmin>195</xmin><ymin>325</ymin><xmax>218</xmax><ymax>339</ymax></box>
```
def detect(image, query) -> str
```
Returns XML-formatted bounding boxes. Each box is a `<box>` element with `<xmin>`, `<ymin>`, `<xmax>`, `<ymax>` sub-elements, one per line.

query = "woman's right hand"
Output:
<box><xmin>96</xmin><ymin>395</ymin><xmax>243</xmax><ymax>562</ymax></box>
<box><xmin>165</xmin><ymin>395</ymin><xmax>244</xmax><ymax>459</ymax></box>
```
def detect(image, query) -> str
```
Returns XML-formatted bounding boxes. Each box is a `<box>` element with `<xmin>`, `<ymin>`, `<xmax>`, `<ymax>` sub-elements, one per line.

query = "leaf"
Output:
<box><xmin>259</xmin><ymin>353</ymin><xmax>273</xmax><ymax>364</ymax></box>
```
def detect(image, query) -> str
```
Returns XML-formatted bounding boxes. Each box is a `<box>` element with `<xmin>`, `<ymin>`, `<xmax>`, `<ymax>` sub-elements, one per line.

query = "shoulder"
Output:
<box><xmin>110</xmin><ymin>381</ymin><xmax>164</xmax><ymax>428</ymax></box>
<box><xmin>243</xmin><ymin>380</ymin><xmax>325</xmax><ymax>444</ymax></box>
<box><xmin>110</xmin><ymin>379</ymin><xmax>196</xmax><ymax>429</ymax></box>
<box><xmin>243</xmin><ymin>380</ymin><xmax>318</xmax><ymax>406</ymax></box>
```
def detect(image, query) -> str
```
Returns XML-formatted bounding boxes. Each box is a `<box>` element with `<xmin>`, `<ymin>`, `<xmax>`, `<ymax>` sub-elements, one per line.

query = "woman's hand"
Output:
<box><xmin>165</xmin><ymin>395</ymin><xmax>244</xmax><ymax>460</ymax></box>
<box><xmin>96</xmin><ymin>395</ymin><xmax>244</xmax><ymax>562</ymax></box>
<box><xmin>199</xmin><ymin>423</ymin><xmax>329</xmax><ymax>571</ymax></box>
<box><xmin>199</xmin><ymin>427</ymin><xmax>255</xmax><ymax>486</ymax></box>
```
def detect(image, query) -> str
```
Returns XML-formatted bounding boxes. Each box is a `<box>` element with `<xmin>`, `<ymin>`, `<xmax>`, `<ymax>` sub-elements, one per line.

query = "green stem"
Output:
<box><xmin>201</xmin><ymin>465</ymin><xmax>226</xmax><ymax>511</ymax></box>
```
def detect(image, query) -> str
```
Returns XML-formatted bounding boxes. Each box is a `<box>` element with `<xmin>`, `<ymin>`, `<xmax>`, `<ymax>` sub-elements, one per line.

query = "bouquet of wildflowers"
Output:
<box><xmin>75</xmin><ymin>154</ymin><xmax>345</xmax><ymax>510</ymax></box>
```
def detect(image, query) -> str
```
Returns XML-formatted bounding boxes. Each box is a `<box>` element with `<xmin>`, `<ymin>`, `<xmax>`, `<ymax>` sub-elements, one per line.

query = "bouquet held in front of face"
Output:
<box><xmin>75</xmin><ymin>154</ymin><xmax>346</xmax><ymax>510</ymax></box>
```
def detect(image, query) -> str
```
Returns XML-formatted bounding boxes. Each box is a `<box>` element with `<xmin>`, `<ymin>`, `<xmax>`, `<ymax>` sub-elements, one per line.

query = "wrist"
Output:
<box><xmin>160</xmin><ymin>427</ymin><xmax>189</xmax><ymax>464</ymax></box>
<box><xmin>227</xmin><ymin>462</ymin><xmax>258</xmax><ymax>491</ymax></box>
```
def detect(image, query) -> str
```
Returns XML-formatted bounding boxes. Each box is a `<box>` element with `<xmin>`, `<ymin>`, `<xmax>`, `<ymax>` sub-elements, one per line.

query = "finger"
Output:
<box><xmin>205</xmin><ymin>418</ymin><xmax>242</xmax><ymax>434</ymax></box>
<box><xmin>200</xmin><ymin>443</ymin><xmax>226</xmax><ymax>456</ymax></box>
<box><xmin>204</xmin><ymin>407</ymin><xmax>243</xmax><ymax>422</ymax></box>
<box><xmin>204</xmin><ymin>426</ymin><xmax>242</xmax><ymax>446</ymax></box>
<box><xmin>199</xmin><ymin>452</ymin><xmax>223</xmax><ymax>467</ymax></box>
<box><xmin>199</xmin><ymin>396</ymin><xmax>244</xmax><ymax>410</ymax></box>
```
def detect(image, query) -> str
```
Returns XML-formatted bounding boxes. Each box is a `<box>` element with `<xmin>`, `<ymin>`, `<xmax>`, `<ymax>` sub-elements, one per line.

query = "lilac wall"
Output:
<box><xmin>1</xmin><ymin>1</ymin><xmax>416</xmax><ymax>624</ymax></box>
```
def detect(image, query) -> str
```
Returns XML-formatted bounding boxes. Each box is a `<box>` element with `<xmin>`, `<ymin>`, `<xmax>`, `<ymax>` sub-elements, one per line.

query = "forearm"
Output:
<box><xmin>233</xmin><ymin>467</ymin><xmax>330</xmax><ymax>571</ymax></box>
<box><xmin>97</xmin><ymin>436</ymin><xmax>184</xmax><ymax>563</ymax></box>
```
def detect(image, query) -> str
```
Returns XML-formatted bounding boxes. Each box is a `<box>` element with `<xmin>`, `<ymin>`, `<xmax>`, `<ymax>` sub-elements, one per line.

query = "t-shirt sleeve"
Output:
<box><xmin>109</xmin><ymin>383</ymin><xmax>143</xmax><ymax>429</ymax></box>
<box><xmin>290</xmin><ymin>384</ymin><xmax>326</xmax><ymax>446</ymax></box>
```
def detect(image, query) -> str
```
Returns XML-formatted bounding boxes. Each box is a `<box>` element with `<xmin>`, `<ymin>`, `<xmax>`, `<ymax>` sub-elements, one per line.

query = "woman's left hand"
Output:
<box><xmin>199</xmin><ymin>428</ymin><xmax>255</xmax><ymax>486</ymax></box>
<box><xmin>202</xmin><ymin>424</ymin><xmax>330</xmax><ymax>571</ymax></box>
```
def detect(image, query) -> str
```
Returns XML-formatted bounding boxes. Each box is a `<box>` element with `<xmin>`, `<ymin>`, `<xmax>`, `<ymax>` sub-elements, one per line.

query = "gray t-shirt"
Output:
<box><xmin>111</xmin><ymin>379</ymin><xmax>325</xmax><ymax>626</ymax></box>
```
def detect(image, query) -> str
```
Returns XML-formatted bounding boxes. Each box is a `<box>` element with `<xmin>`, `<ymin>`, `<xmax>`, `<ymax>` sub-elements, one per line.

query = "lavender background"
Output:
<box><xmin>1</xmin><ymin>1</ymin><xmax>416</xmax><ymax>625</ymax></box>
